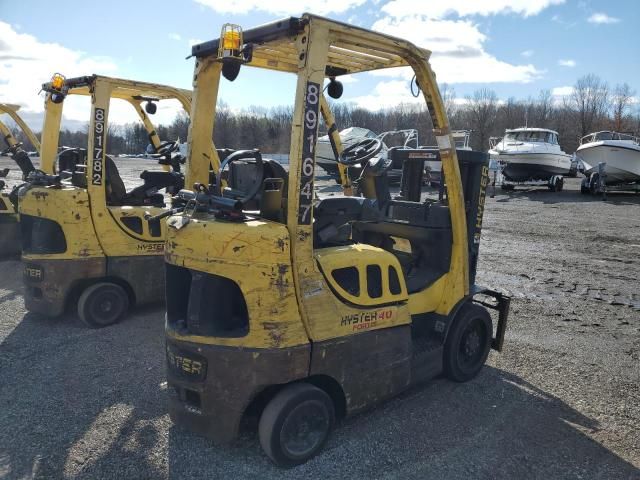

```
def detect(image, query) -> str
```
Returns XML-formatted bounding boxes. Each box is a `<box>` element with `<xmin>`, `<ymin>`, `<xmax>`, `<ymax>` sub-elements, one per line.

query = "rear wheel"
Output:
<box><xmin>443</xmin><ymin>303</ymin><xmax>493</xmax><ymax>382</ymax></box>
<box><xmin>548</xmin><ymin>175</ymin><xmax>562</xmax><ymax>192</ymax></box>
<box><xmin>259</xmin><ymin>383</ymin><xmax>335</xmax><ymax>467</ymax></box>
<box><xmin>589</xmin><ymin>173</ymin><xmax>600</xmax><ymax>195</ymax></box>
<box><xmin>78</xmin><ymin>282</ymin><xmax>129</xmax><ymax>328</ymax></box>
<box><xmin>580</xmin><ymin>177</ymin><xmax>590</xmax><ymax>194</ymax></box>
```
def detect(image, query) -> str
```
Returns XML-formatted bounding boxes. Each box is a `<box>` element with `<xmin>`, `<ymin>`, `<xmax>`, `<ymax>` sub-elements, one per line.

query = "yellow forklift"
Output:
<box><xmin>19</xmin><ymin>74</ymin><xmax>219</xmax><ymax>327</ymax></box>
<box><xmin>164</xmin><ymin>15</ymin><xmax>510</xmax><ymax>466</ymax></box>
<box><xmin>0</xmin><ymin>104</ymin><xmax>42</xmax><ymax>257</ymax></box>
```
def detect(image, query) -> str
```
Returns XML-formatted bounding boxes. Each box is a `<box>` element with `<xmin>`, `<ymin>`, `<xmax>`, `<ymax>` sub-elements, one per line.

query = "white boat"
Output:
<box><xmin>488</xmin><ymin>128</ymin><xmax>571</xmax><ymax>184</ymax></box>
<box><xmin>576</xmin><ymin>131</ymin><xmax>640</xmax><ymax>184</ymax></box>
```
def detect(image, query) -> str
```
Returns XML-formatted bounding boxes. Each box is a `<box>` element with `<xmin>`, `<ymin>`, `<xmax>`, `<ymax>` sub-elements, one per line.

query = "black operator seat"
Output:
<box><xmin>226</xmin><ymin>157</ymin><xmax>289</xmax><ymax>207</ymax></box>
<box><xmin>105</xmin><ymin>156</ymin><xmax>127</xmax><ymax>205</ymax></box>
<box><xmin>105</xmin><ymin>157</ymin><xmax>171</xmax><ymax>207</ymax></box>
<box><xmin>313</xmin><ymin>156</ymin><xmax>391</xmax><ymax>247</ymax></box>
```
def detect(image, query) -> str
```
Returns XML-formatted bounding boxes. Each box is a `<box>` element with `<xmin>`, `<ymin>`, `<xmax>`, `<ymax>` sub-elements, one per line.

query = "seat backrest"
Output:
<box><xmin>105</xmin><ymin>156</ymin><xmax>127</xmax><ymax>205</ymax></box>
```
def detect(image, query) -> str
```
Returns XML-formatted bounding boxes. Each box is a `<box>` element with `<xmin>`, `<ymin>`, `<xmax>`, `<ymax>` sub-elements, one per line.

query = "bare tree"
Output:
<box><xmin>571</xmin><ymin>74</ymin><xmax>610</xmax><ymax>137</ymax></box>
<box><xmin>611</xmin><ymin>83</ymin><xmax>635</xmax><ymax>132</ymax></box>
<box><xmin>466</xmin><ymin>88</ymin><xmax>498</xmax><ymax>151</ymax></box>
<box><xmin>440</xmin><ymin>83</ymin><xmax>457</xmax><ymax>120</ymax></box>
<box><xmin>534</xmin><ymin>89</ymin><xmax>553</xmax><ymax>126</ymax></box>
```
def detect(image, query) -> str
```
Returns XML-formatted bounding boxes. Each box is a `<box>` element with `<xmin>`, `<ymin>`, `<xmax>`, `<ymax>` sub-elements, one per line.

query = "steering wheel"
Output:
<box><xmin>156</xmin><ymin>140</ymin><xmax>179</xmax><ymax>156</ymax></box>
<box><xmin>214</xmin><ymin>149</ymin><xmax>264</xmax><ymax>204</ymax></box>
<box><xmin>1</xmin><ymin>142</ymin><xmax>22</xmax><ymax>156</ymax></box>
<box><xmin>339</xmin><ymin>138</ymin><xmax>383</xmax><ymax>166</ymax></box>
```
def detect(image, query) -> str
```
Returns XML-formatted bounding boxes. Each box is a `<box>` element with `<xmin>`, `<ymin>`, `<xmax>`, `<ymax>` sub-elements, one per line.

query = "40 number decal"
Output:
<box><xmin>92</xmin><ymin>107</ymin><xmax>106</xmax><ymax>186</ymax></box>
<box><xmin>298</xmin><ymin>81</ymin><xmax>320</xmax><ymax>225</ymax></box>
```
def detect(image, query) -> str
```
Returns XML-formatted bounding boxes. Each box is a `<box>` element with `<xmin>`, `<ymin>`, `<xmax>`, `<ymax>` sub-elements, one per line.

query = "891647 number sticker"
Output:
<box><xmin>298</xmin><ymin>81</ymin><xmax>320</xmax><ymax>225</ymax></box>
<box><xmin>92</xmin><ymin>107</ymin><xmax>106</xmax><ymax>186</ymax></box>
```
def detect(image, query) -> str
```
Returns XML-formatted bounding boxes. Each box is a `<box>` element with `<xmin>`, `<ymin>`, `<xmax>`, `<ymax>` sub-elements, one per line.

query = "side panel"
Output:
<box><xmin>23</xmin><ymin>257</ymin><xmax>106</xmax><ymax>316</ymax></box>
<box><xmin>167</xmin><ymin>340</ymin><xmax>310</xmax><ymax>443</ymax></box>
<box><xmin>19</xmin><ymin>187</ymin><xmax>103</xmax><ymax>259</ymax></box>
<box><xmin>310</xmin><ymin>326</ymin><xmax>412</xmax><ymax>414</ymax></box>
<box><xmin>165</xmin><ymin>218</ymin><xmax>309</xmax><ymax>349</ymax></box>
<box><xmin>107</xmin><ymin>255</ymin><xmax>165</xmax><ymax>305</ymax></box>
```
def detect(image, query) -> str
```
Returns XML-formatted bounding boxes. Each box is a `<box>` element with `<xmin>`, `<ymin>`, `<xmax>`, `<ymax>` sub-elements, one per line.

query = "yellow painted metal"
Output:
<box><xmin>319</xmin><ymin>95</ymin><xmax>352</xmax><ymax>194</ymax></box>
<box><xmin>185</xmin><ymin>59</ymin><xmax>222</xmax><ymax>188</ymax></box>
<box><xmin>20</xmin><ymin>187</ymin><xmax>104</xmax><ymax>260</ymax></box>
<box><xmin>83</xmin><ymin>77</ymin><xmax>166</xmax><ymax>256</ymax></box>
<box><xmin>165</xmin><ymin>217</ymin><xmax>308</xmax><ymax>348</ymax></box>
<box><xmin>0</xmin><ymin>120</ymin><xmax>16</xmax><ymax>148</ymax></box>
<box><xmin>314</xmin><ymin>244</ymin><xmax>408</xmax><ymax>306</ymax></box>
<box><xmin>0</xmin><ymin>104</ymin><xmax>41</xmax><ymax>153</ymax></box>
<box><xmin>167</xmin><ymin>13</ymin><xmax>470</xmax><ymax>347</ymax></box>
<box><xmin>39</xmin><ymin>95</ymin><xmax>64</xmax><ymax>174</ymax></box>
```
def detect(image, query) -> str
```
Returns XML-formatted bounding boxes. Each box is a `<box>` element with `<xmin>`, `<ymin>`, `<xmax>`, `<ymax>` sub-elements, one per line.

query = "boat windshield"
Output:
<box><xmin>594</xmin><ymin>132</ymin><xmax>614</xmax><ymax>141</ymax></box>
<box><xmin>504</xmin><ymin>131</ymin><xmax>556</xmax><ymax>143</ymax></box>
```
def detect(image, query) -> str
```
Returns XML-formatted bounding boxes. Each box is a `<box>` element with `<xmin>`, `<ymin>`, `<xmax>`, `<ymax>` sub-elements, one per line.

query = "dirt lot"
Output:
<box><xmin>0</xmin><ymin>156</ymin><xmax>639</xmax><ymax>479</ymax></box>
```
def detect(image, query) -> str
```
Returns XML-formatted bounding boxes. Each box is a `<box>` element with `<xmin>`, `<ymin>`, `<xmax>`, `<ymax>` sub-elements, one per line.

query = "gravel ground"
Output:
<box><xmin>0</xmin><ymin>156</ymin><xmax>639</xmax><ymax>479</ymax></box>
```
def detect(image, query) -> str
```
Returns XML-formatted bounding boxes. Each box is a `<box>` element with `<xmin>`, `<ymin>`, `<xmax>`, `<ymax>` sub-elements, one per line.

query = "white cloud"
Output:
<box><xmin>371</xmin><ymin>16</ymin><xmax>541</xmax><ymax>83</ymax></box>
<box><xmin>552</xmin><ymin>86</ymin><xmax>573</xmax><ymax>96</ymax></box>
<box><xmin>587</xmin><ymin>12</ymin><xmax>620</xmax><ymax>24</ymax></box>
<box><xmin>558</xmin><ymin>59</ymin><xmax>576</xmax><ymax>67</ymax></box>
<box><xmin>521</xmin><ymin>50</ymin><xmax>534</xmax><ymax>57</ymax></box>
<box><xmin>194</xmin><ymin>0</ymin><xmax>366</xmax><ymax>15</ymax></box>
<box><xmin>331</xmin><ymin>74</ymin><xmax>358</xmax><ymax>84</ymax></box>
<box><xmin>351</xmin><ymin>80</ymin><xmax>423</xmax><ymax>110</ymax></box>
<box><xmin>168</xmin><ymin>32</ymin><xmax>182</xmax><ymax>41</ymax></box>
<box><xmin>381</xmin><ymin>0</ymin><xmax>564</xmax><ymax>19</ymax></box>
<box><xmin>0</xmin><ymin>22</ymin><xmax>185</xmax><ymax>130</ymax></box>
<box><xmin>0</xmin><ymin>21</ymin><xmax>117</xmax><ymax>127</ymax></box>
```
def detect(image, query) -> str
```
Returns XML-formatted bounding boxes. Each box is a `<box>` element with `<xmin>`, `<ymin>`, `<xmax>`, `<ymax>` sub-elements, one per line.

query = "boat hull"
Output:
<box><xmin>576</xmin><ymin>143</ymin><xmax>640</xmax><ymax>184</ymax></box>
<box><xmin>497</xmin><ymin>153</ymin><xmax>571</xmax><ymax>182</ymax></box>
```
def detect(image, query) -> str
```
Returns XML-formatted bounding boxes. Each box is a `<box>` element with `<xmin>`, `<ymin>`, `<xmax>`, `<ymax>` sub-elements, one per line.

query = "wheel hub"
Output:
<box><xmin>280</xmin><ymin>401</ymin><xmax>329</xmax><ymax>459</ymax></box>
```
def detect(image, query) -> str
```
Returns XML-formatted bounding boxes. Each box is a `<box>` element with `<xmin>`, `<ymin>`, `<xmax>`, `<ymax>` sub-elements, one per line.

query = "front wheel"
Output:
<box><xmin>77</xmin><ymin>282</ymin><xmax>129</xmax><ymax>328</ymax></box>
<box><xmin>443</xmin><ymin>303</ymin><xmax>493</xmax><ymax>382</ymax></box>
<box><xmin>259</xmin><ymin>383</ymin><xmax>335</xmax><ymax>467</ymax></box>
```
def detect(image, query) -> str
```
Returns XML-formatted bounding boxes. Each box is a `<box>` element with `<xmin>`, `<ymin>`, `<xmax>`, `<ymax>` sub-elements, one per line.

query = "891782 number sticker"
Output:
<box><xmin>92</xmin><ymin>107</ymin><xmax>106</xmax><ymax>186</ymax></box>
<box><xmin>298</xmin><ymin>81</ymin><xmax>320</xmax><ymax>225</ymax></box>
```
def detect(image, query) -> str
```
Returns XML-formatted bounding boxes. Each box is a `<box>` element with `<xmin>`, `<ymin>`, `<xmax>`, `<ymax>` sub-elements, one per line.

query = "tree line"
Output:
<box><xmin>7</xmin><ymin>74</ymin><xmax>638</xmax><ymax>157</ymax></box>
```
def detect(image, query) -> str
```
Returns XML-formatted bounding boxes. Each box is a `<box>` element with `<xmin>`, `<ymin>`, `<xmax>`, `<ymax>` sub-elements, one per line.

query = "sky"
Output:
<box><xmin>1</xmin><ymin>0</ymin><xmax>639</xmax><ymax>130</ymax></box>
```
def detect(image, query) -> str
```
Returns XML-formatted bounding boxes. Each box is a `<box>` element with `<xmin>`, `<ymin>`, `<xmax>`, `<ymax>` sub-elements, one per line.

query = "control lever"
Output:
<box><xmin>144</xmin><ymin>207</ymin><xmax>184</xmax><ymax>223</ymax></box>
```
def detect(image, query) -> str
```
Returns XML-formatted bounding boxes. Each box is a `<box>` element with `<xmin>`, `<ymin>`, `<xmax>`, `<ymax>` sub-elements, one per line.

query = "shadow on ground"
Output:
<box><xmin>0</xmin><ymin>307</ymin><xmax>638</xmax><ymax>479</ymax></box>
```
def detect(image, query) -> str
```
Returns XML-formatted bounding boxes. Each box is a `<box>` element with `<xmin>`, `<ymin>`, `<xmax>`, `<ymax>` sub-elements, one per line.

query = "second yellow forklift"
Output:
<box><xmin>19</xmin><ymin>74</ymin><xmax>219</xmax><ymax>327</ymax></box>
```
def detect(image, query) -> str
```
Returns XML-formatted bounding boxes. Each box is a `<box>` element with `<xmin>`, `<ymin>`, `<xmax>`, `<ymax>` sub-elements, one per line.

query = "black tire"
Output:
<box><xmin>77</xmin><ymin>282</ymin><xmax>129</xmax><ymax>328</ymax></box>
<box><xmin>557</xmin><ymin>177</ymin><xmax>564</xmax><ymax>192</ymax></box>
<box><xmin>259</xmin><ymin>383</ymin><xmax>335</xmax><ymax>467</ymax></box>
<box><xmin>580</xmin><ymin>177</ymin><xmax>589</xmax><ymax>194</ymax></box>
<box><xmin>548</xmin><ymin>176</ymin><xmax>561</xmax><ymax>192</ymax></box>
<box><xmin>443</xmin><ymin>303</ymin><xmax>493</xmax><ymax>382</ymax></box>
<box><xmin>589</xmin><ymin>173</ymin><xmax>600</xmax><ymax>195</ymax></box>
